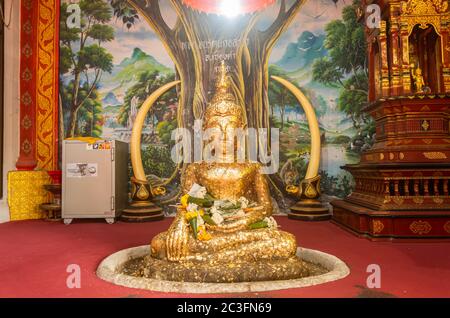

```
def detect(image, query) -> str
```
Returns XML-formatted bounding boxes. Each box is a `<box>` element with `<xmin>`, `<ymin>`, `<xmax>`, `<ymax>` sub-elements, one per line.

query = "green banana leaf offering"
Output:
<box><xmin>187</xmin><ymin>194</ymin><xmax>215</xmax><ymax>207</ymax></box>
<box><xmin>202</xmin><ymin>214</ymin><xmax>216</xmax><ymax>226</ymax></box>
<box><xmin>189</xmin><ymin>217</ymin><xmax>198</xmax><ymax>239</ymax></box>
<box><xmin>248</xmin><ymin>220</ymin><xmax>269</xmax><ymax>229</ymax></box>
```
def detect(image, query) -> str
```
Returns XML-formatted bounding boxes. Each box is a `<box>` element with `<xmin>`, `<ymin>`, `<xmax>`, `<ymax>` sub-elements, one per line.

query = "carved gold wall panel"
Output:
<box><xmin>7</xmin><ymin>171</ymin><xmax>50</xmax><ymax>221</ymax></box>
<box><xmin>36</xmin><ymin>0</ymin><xmax>59</xmax><ymax>170</ymax></box>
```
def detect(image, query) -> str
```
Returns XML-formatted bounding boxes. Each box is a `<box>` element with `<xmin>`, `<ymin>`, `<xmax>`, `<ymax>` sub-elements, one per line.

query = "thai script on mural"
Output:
<box><xmin>206</xmin><ymin>52</ymin><xmax>236</xmax><ymax>63</ymax></box>
<box><xmin>181</xmin><ymin>38</ymin><xmax>249</xmax><ymax>50</ymax></box>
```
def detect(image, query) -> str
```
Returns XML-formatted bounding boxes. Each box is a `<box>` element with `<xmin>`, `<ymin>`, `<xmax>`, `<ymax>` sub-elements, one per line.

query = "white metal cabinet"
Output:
<box><xmin>62</xmin><ymin>139</ymin><xmax>128</xmax><ymax>224</ymax></box>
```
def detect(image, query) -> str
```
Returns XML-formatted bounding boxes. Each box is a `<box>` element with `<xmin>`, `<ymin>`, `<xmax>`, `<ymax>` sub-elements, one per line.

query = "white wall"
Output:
<box><xmin>0</xmin><ymin>0</ymin><xmax>21</xmax><ymax>223</ymax></box>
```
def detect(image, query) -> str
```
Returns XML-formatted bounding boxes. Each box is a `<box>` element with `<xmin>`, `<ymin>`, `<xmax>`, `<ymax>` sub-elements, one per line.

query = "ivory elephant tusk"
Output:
<box><xmin>130</xmin><ymin>80</ymin><xmax>181</xmax><ymax>182</ymax></box>
<box><xmin>270</xmin><ymin>76</ymin><xmax>321</xmax><ymax>180</ymax></box>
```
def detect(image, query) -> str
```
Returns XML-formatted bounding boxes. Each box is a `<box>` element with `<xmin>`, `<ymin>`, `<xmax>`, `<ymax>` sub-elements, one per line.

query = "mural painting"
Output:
<box><xmin>59</xmin><ymin>0</ymin><xmax>373</xmax><ymax>212</ymax></box>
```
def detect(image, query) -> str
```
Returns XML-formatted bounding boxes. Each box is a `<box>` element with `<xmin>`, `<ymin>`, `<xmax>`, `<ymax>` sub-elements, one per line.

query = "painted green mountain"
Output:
<box><xmin>98</xmin><ymin>47</ymin><xmax>174</xmax><ymax>101</ymax></box>
<box><xmin>276</xmin><ymin>31</ymin><xmax>327</xmax><ymax>71</ymax></box>
<box><xmin>114</xmin><ymin>47</ymin><xmax>172</xmax><ymax>83</ymax></box>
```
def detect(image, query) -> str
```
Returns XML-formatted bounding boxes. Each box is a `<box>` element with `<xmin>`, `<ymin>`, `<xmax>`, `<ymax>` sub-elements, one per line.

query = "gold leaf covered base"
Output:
<box><xmin>123</xmin><ymin>255</ymin><xmax>327</xmax><ymax>283</ymax></box>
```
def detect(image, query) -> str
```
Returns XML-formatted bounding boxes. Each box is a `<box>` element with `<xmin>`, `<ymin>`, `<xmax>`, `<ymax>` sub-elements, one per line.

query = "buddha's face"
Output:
<box><xmin>204</xmin><ymin>115</ymin><xmax>244</xmax><ymax>160</ymax></box>
<box><xmin>206</xmin><ymin>115</ymin><xmax>242</xmax><ymax>133</ymax></box>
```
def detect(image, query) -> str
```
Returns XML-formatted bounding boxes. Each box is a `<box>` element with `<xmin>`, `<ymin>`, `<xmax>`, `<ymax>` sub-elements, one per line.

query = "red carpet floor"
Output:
<box><xmin>0</xmin><ymin>216</ymin><xmax>449</xmax><ymax>298</ymax></box>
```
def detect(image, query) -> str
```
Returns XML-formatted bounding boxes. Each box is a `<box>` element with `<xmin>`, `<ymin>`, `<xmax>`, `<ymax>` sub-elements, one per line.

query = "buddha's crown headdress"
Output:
<box><xmin>204</xmin><ymin>61</ymin><xmax>245</xmax><ymax>123</ymax></box>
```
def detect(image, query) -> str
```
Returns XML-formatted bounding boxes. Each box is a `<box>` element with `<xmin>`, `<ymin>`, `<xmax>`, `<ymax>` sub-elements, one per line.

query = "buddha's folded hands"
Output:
<box><xmin>206</xmin><ymin>208</ymin><xmax>268</xmax><ymax>233</ymax></box>
<box><xmin>206</xmin><ymin>217</ymin><xmax>247</xmax><ymax>233</ymax></box>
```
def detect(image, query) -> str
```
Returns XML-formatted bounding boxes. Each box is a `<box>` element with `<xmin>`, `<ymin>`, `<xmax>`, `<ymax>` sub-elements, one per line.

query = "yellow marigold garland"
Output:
<box><xmin>180</xmin><ymin>194</ymin><xmax>190</xmax><ymax>208</ymax></box>
<box><xmin>197</xmin><ymin>225</ymin><xmax>212</xmax><ymax>241</ymax></box>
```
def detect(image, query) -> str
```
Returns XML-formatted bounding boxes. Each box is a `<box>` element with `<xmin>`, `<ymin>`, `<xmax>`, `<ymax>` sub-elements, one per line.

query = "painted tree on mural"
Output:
<box><xmin>59</xmin><ymin>0</ymin><xmax>115</xmax><ymax>137</ymax></box>
<box><xmin>118</xmin><ymin>71</ymin><xmax>177</xmax><ymax>129</ymax></box>
<box><xmin>108</xmin><ymin>0</ymin><xmax>305</xmax><ymax>205</ymax></box>
<box><xmin>312</xmin><ymin>0</ymin><xmax>369</xmax><ymax>130</ymax></box>
<box><xmin>268</xmin><ymin>65</ymin><xmax>298</xmax><ymax>130</ymax></box>
<box><xmin>268</xmin><ymin>66</ymin><xmax>328</xmax><ymax>129</ymax></box>
<box><xmin>76</xmin><ymin>88</ymin><xmax>104</xmax><ymax>137</ymax></box>
<box><xmin>110</xmin><ymin>0</ymin><xmax>304</xmax><ymax>130</ymax></box>
<box><xmin>60</xmin><ymin>81</ymin><xmax>105</xmax><ymax>137</ymax></box>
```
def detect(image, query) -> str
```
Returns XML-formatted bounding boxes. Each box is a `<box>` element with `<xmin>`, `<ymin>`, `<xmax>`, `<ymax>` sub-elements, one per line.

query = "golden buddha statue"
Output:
<box><xmin>146</xmin><ymin>62</ymin><xmax>307</xmax><ymax>283</ymax></box>
<box><xmin>411</xmin><ymin>65</ymin><xmax>425</xmax><ymax>93</ymax></box>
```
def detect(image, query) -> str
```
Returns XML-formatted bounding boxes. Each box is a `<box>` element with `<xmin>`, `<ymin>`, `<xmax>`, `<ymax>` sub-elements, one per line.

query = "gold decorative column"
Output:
<box><xmin>389</xmin><ymin>20</ymin><xmax>402</xmax><ymax>95</ymax></box>
<box><xmin>379</xmin><ymin>21</ymin><xmax>391</xmax><ymax>97</ymax></box>
<box><xmin>441</xmin><ymin>27</ymin><xmax>450</xmax><ymax>92</ymax></box>
<box><xmin>400</xmin><ymin>20</ymin><xmax>412</xmax><ymax>95</ymax></box>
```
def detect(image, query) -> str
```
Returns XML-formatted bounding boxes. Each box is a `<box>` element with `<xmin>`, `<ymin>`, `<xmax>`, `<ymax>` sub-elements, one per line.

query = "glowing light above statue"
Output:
<box><xmin>219</xmin><ymin>0</ymin><xmax>242</xmax><ymax>17</ymax></box>
<box><xmin>182</xmin><ymin>0</ymin><xmax>275</xmax><ymax>16</ymax></box>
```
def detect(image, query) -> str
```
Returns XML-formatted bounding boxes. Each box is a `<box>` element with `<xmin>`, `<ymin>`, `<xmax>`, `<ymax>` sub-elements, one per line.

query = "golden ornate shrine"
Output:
<box><xmin>368</xmin><ymin>0</ymin><xmax>450</xmax><ymax>99</ymax></box>
<box><xmin>332</xmin><ymin>0</ymin><xmax>450</xmax><ymax>240</ymax></box>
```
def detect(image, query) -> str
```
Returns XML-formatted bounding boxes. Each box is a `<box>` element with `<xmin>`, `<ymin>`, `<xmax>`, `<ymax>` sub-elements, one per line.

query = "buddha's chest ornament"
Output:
<box><xmin>197</xmin><ymin>163</ymin><xmax>255</xmax><ymax>199</ymax></box>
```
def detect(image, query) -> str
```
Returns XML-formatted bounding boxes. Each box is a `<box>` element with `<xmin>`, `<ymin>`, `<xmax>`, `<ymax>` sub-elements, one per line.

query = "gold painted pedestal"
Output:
<box><xmin>121</xmin><ymin>178</ymin><xmax>164</xmax><ymax>222</ymax></box>
<box><xmin>40</xmin><ymin>184</ymin><xmax>62</xmax><ymax>221</ymax></box>
<box><xmin>288</xmin><ymin>176</ymin><xmax>331</xmax><ymax>221</ymax></box>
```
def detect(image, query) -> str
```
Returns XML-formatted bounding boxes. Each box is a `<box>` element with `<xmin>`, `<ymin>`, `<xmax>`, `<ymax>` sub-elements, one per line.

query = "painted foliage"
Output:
<box><xmin>58</xmin><ymin>0</ymin><xmax>372</xmax><ymax>209</ymax></box>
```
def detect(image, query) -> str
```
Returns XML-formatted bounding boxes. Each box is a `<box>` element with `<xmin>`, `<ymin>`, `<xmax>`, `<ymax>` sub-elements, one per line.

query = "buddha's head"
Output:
<box><xmin>203</xmin><ymin>61</ymin><xmax>246</xmax><ymax>161</ymax></box>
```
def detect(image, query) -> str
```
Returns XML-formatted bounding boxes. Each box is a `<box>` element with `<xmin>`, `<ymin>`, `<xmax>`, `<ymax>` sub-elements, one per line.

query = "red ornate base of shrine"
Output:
<box><xmin>332</xmin><ymin>202</ymin><xmax>450</xmax><ymax>240</ymax></box>
<box><xmin>331</xmin><ymin>95</ymin><xmax>450</xmax><ymax>240</ymax></box>
<box><xmin>331</xmin><ymin>162</ymin><xmax>450</xmax><ymax>240</ymax></box>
